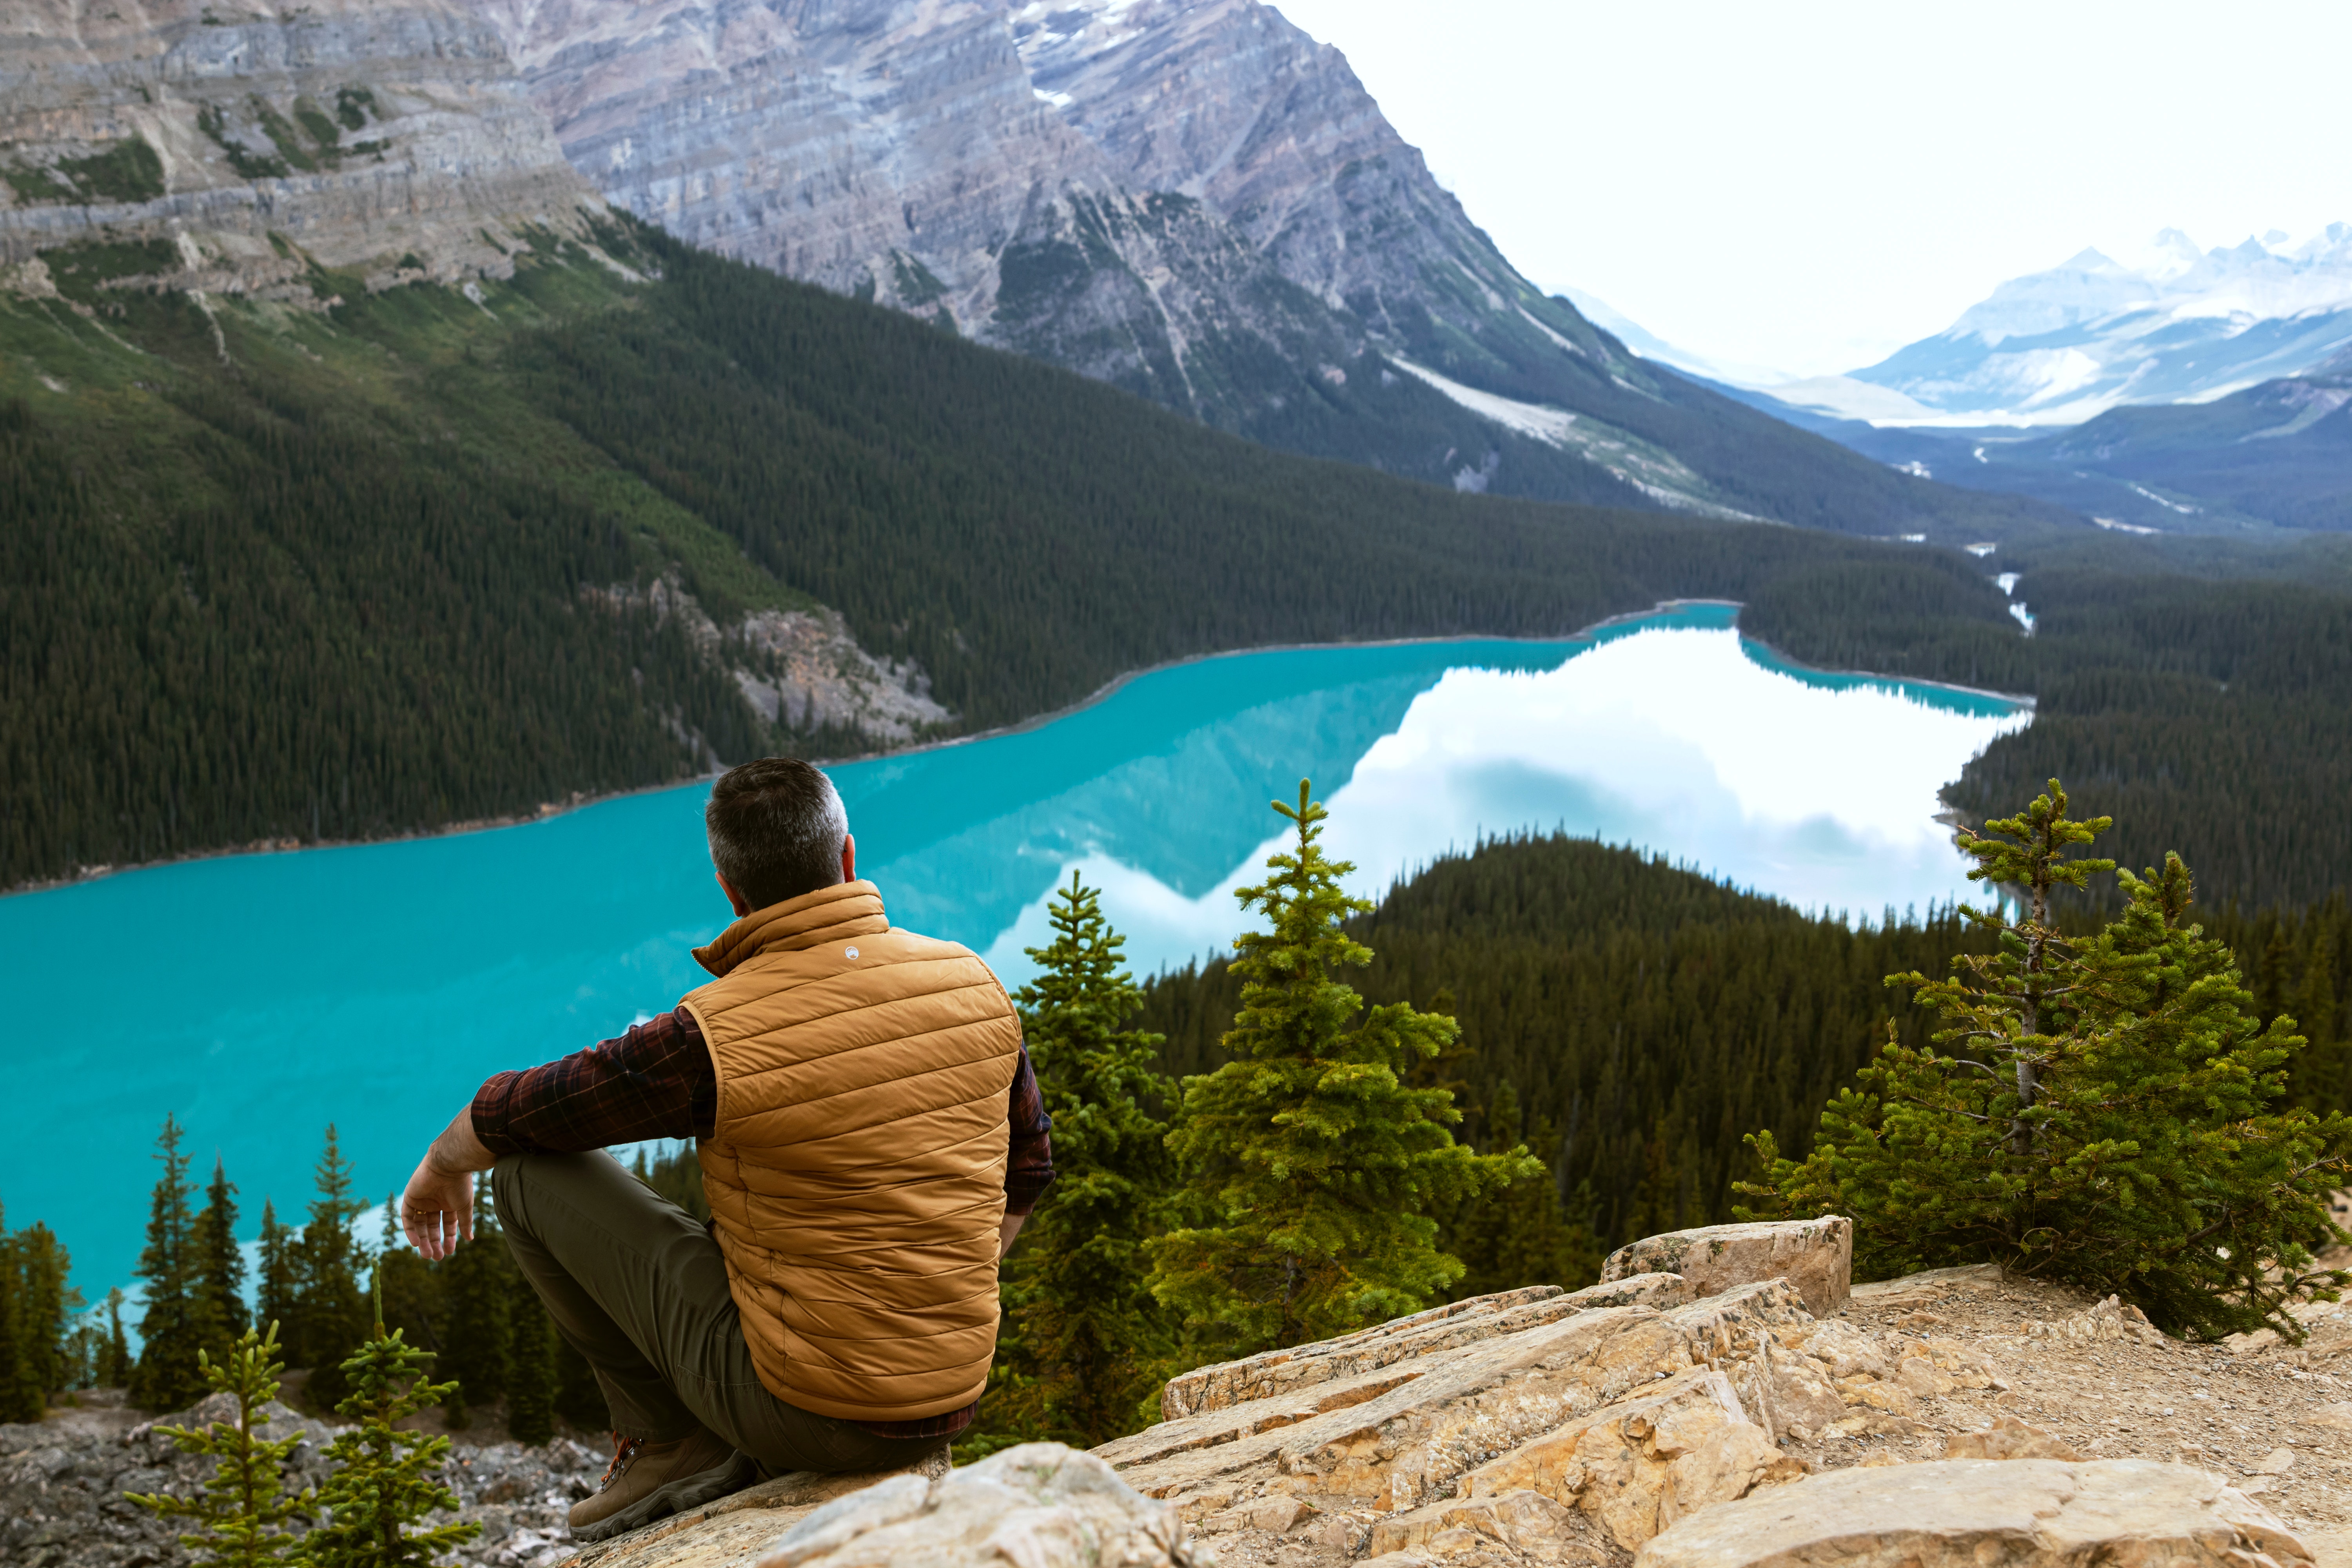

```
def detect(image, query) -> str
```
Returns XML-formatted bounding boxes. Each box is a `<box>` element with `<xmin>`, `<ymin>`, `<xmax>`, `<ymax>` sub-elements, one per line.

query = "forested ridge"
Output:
<box><xmin>1132</xmin><ymin>831</ymin><xmax>2352</xmax><ymax>1268</ymax></box>
<box><xmin>7</xmin><ymin>217</ymin><xmax>2352</xmax><ymax>911</ymax></box>
<box><xmin>1744</xmin><ymin>552</ymin><xmax>2352</xmax><ymax>908</ymax></box>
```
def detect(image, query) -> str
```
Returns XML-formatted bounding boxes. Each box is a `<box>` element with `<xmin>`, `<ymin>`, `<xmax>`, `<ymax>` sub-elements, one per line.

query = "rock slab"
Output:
<box><xmin>748</xmin><ymin>1444</ymin><xmax>1202</xmax><ymax>1568</ymax></box>
<box><xmin>1602</xmin><ymin>1219</ymin><xmax>1853</xmax><ymax>1317</ymax></box>
<box><xmin>1633</xmin><ymin>1458</ymin><xmax>2312</xmax><ymax>1568</ymax></box>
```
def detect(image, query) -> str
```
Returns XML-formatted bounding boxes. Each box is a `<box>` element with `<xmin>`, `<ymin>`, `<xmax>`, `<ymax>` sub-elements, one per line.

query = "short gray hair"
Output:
<box><xmin>704</xmin><ymin>758</ymin><xmax>849</xmax><ymax>911</ymax></box>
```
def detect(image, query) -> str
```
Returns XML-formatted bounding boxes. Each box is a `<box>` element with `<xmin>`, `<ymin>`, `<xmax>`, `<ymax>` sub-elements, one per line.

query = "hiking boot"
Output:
<box><xmin>569</xmin><ymin>1427</ymin><xmax>752</xmax><ymax>1543</ymax></box>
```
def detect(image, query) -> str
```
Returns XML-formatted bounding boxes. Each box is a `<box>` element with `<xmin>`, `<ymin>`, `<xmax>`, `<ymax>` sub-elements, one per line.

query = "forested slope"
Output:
<box><xmin>0</xmin><ymin>219</ymin><xmax>2041</xmax><ymax>889</ymax></box>
<box><xmin>1134</xmin><ymin>833</ymin><xmax>2352</xmax><ymax>1266</ymax></box>
<box><xmin>1742</xmin><ymin>548</ymin><xmax>2352</xmax><ymax>909</ymax></box>
<box><xmin>9</xmin><ymin>217</ymin><xmax>2352</xmax><ymax>910</ymax></box>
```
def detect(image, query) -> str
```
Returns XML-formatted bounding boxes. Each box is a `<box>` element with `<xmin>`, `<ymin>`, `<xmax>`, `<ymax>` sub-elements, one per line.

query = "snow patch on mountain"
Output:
<box><xmin>1388</xmin><ymin>355</ymin><xmax>1577</xmax><ymax>445</ymax></box>
<box><xmin>1843</xmin><ymin>224</ymin><xmax>2352</xmax><ymax>423</ymax></box>
<box><xmin>1388</xmin><ymin>355</ymin><xmax>1757</xmax><ymax>520</ymax></box>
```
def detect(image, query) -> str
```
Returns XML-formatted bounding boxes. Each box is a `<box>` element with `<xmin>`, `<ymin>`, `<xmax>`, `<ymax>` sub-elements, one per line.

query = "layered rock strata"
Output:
<box><xmin>1601</xmin><ymin>1219</ymin><xmax>1855</xmax><ymax>1319</ymax></box>
<box><xmin>0</xmin><ymin>0</ymin><xmax>603</xmax><ymax>298</ymax></box>
<box><xmin>463</xmin><ymin>0</ymin><xmax>1728</xmax><ymax>510</ymax></box>
<box><xmin>1013</xmin><ymin>0</ymin><xmax>1622</xmax><ymax>387</ymax></box>
<box><xmin>469</xmin><ymin>0</ymin><xmax>1361</xmax><ymax>420</ymax></box>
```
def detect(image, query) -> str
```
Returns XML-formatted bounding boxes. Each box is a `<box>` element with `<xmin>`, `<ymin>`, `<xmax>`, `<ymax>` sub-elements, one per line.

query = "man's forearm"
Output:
<box><xmin>429</xmin><ymin>1105</ymin><xmax>497</xmax><ymax>1174</ymax></box>
<box><xmin>998</xmin><ymin>1210</ymin><xmax>1026</xmax><ymax>1260</ymax></box>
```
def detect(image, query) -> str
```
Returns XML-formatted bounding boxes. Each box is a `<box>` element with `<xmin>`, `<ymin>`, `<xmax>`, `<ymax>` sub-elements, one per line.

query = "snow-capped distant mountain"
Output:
<box><xmin>1841</xmin><ymin>226</ymin><xmax>2352</xmax><ymax>423</ymax></box>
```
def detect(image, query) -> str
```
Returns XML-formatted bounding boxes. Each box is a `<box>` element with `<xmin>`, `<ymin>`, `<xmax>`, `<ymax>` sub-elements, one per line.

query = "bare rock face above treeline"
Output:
<box><xmin>0</xmin><ymin>0</ymin><xmax>606</xmax><ymax>302</ymax></box>
<box><xmin>22</xmin><ymin>1217</ymin><xmax>2352</xmax><ymax>1568</ymax></box>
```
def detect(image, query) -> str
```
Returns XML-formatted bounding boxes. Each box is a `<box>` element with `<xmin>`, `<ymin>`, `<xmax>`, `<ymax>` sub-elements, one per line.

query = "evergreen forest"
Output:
<box><xmin>7</xmin><ymin>219</ymin><xmax>2352</xmax><ymax>913</ymax></box>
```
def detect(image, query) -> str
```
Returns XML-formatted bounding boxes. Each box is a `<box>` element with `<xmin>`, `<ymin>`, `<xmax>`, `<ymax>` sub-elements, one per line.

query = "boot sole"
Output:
<box><xmin>570</xmin><ymin>1448</ymin><xmax>758</xmax><ymax>1544</ymax></box>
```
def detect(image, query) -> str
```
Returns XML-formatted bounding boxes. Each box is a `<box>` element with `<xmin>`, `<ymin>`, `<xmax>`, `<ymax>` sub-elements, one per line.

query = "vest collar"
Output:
<box><xmin>693</xmin><ymin>880</ymin><xmax>891</xmax><ymax>978</ymax></box>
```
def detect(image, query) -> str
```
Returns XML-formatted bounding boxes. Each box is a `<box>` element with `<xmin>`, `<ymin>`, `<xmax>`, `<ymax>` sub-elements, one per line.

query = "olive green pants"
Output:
<box><xmin>491</xmin><ymin>1150</ymin><xmax>946</xmax><ymax>1475</ymax></box>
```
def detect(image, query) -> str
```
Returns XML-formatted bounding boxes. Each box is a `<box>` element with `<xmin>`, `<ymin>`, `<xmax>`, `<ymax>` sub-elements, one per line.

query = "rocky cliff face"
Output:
<box><xmin>1014</xmin><ymin>0</ymin><xmax>1621</xmax><ymax>387</ymax></box>
<box><xmin>0</xmin><ymin>0</ymin><xmax>603</xmax><ymax>300</ymax></box>
<box><xmin>464</xmin><ymin>0</ymin><xmax>1750</xmax><ymax>512</ymax></box>
<box><xmin>471</xmin><ymin>0</ymin><xmax>1361</xmax><ymax>422</ymax></box>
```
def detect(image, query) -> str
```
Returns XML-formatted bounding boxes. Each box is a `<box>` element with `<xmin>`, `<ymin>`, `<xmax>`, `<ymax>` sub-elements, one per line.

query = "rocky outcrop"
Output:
<box><xmin>0</xmin><ymin>0</ymin><xmax>603</xmax><ymax>300</ymax></box>
<box><xmin>564</xmin><ymin>1451</ymin><xmax>954</xmax><ymax>1568</ymax></box>
<box><xmin>588</xmin><ymin>576</ymin><xmax>950</xmax><ymax>748</ymax></box>
<box><xmin>460</xmin><ymin>0</ymin><xmax>1755</xmax><ymax>512</ymax></box>
<box><xmin>746</xmin><ymin>1446</ymin><xmax>1199</xmax><ymax>1568</ymax></box>
<box><xmin>1634</xmin><ymin>1459</ymin><xmax>2312</xmax><ymax>1568</ymax></box>
<box><xmin>468</xmin><ymin>0</ymin><xmax>1349</xmax><ymax>416</ymax></box>
<box><xmin>1601</xmin><ymin>1220</ymin><xmax>1854</xmax><ymax>1319</ymax></box>
<box><xmin>1014</xmin><ymin>0</ymin><xmax>1622</xmax><ymax>394</ymax></box>
<box><xmin>1096</xmin><ymin>1278</ymin><xmax>1818</xmax><ymax>1553</ymax></box>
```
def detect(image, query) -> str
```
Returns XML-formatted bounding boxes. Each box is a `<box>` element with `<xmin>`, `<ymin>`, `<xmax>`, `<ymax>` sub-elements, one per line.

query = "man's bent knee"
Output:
<box><xmin>490</xmin><ymin>1149</ymin><xmax>614</xmax><ymax>1248</ymax></box>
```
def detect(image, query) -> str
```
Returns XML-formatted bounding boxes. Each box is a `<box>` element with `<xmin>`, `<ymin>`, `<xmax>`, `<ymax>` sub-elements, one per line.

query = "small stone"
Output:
<box><xmin>1895</xmin><ymin>1357</ymin><xmax>1954</xmax><ymax>1398</ymax></box>
<box><xmin>1942</xmin><ymin>1417</ymin><xmax>2083</xmax><ymax>1463</ymax></box>
<box><xmin>2253</xmin><ymin>1447</ymin><xmax>2297</xmax><ymax>1474</ymax></box>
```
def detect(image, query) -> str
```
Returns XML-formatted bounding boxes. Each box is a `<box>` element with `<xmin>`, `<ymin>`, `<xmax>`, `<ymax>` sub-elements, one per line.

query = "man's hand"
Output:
<box><xmin>402</xmin><ymin>1107</ymin><xmax>496</xmax><ymax>1260</ymax></box>
<box><xmin>998</xmin><ymin>1211</ymin><xmax>1026</xmax><ymax>1261</ymax></box>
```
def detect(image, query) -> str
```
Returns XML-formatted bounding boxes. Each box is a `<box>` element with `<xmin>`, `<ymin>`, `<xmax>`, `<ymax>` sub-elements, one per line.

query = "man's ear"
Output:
<box><xmin>715</xmin><ymin>870</ymin><xmax>752</xmax><ymax>917</ymax></box>
<box><xmin>840</xmin><ymin>833</ymin><xmax>857</xmax><ymax>885</ymax></box>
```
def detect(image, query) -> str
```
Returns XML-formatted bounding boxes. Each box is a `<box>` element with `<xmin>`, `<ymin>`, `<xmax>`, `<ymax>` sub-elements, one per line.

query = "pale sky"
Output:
<box><xmin>1271</xmin><ymin>0</ymin><xmax>2352</xmax><ymax>378</ymax></box>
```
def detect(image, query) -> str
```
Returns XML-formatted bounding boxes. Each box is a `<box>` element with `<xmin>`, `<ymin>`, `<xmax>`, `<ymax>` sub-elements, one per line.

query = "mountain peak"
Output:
<box><xmin>1848</xmin><ymin>220</ymin><xmax>2352</xmax><ymax>421</ymax></box>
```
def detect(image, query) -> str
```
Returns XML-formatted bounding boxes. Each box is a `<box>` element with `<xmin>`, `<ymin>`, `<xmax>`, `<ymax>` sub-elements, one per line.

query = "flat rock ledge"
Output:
<box><xmin>1634</xmin><ymin>1458</ymin><xmax>2310</xmax><ymax>1568</ymax></box>
<box><xmin>562</xmin><ymin>1445</ymin><xmax>1197</xmax><ymax>1568</ymax></box>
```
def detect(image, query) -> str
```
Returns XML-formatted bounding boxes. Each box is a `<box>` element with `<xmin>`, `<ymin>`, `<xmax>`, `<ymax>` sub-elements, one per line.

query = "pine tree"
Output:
<box><xmin>14</xmin><ymin>1222</ymin><xmax>78</xmax><ymax>1400</ymax></box>
<box><xmin>995</xmin><ymin>873</ymin><xmax>1179</xmax><ymax>1446</ymax></box>
<box><xmin>192</xmin><ymin>1158</ymin><xmax>249</xmax><ymax>1359</ymax></box>
<box><xmin>294</xmin><ymin>1127</ymin><xmax>368</xmax><ymax>1409</ymax></box>
<box><xmin>504</xmin><ymin>1275</ymin><xmax>556</xmax><ymax>1446</ymax></box>
<box><xmin>0</xmin><ymin>1208</ymin><xmax>42</xmax><ymax>1421</ymax></box>
<box><xmin>132</xmin><ymin>1116</ymin><xmax>208</xmax><ymax>1411</ymax></box>
<box><xmin>306</xmin><ymin>1279</ymin><xmax>480</xmax><ymax>1568</ymax></box>
<box><xmin>1746</xmin><ymin>780</ymin><xmax>2352</xmax><ymax>1339</ymax></box>
<box><xmin>127</xmin><ymin>1321</ymin><xmax>311</xmax><ymax>1568</ymax></box>
<box><xmin>1149</xmin><ymin>781</ymin><xmax>1541</xmax><ymax>1356</ymax></box>
<box><xmin>554</xmin><ymin>1336</ymin><xmax>608</xmax><ymax>1434</ymax></box>
<box><xmin>255</xmin><ymin>1202</ymin><xmax>298</xmax><ymax>1357</ymax></box>
<box><xmin>1444</xmin><ymin>1089</ymin><xmax>1601</xmax><ymax>1299</ymax></box>
<box><xmin>372</xmin><ymin>1192</ymin><xmax>441</xmax><ymax>1359</ymax></box>
<box><xmin>436</xmin><ymin>1190</ymin><xmax>510</xmax><ymax>1428</ymax></box>
<box><xmin>2295</xmin><ymin>924</ymin><xmax>2347</xmax><ymax>1114</ymax></box>
<box><xmin>98</xmin><ymin>1288</ymin><xmax>132</xmax><ymax>1388</ymax></box>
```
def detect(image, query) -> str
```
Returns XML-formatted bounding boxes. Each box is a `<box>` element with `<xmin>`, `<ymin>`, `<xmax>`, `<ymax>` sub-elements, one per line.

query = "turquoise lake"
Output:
<box><xmin>0</xmin><ymin>605</ymin><xmax>2028</xmax><ymax>1296</ymax></box>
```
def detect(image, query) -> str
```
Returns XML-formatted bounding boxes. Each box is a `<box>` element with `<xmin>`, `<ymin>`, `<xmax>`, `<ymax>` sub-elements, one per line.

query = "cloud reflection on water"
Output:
<box><xmin>975</xmin><ymin>626</ymin><xmax>2029</xmax><ymax>986</ymax></box>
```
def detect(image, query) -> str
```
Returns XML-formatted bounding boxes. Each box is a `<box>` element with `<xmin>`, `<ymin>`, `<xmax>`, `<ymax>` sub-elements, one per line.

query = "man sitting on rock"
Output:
<box><xmin>398</xmin><ymin>757</ymin><xmax>1052</xmax><ymax>1542</ymax></box>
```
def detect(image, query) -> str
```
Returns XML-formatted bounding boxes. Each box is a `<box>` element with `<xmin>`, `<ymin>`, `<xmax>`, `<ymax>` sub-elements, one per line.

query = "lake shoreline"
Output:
<box><xmin>4</xmin><ymin>599</ymin><xmax>2034</xmax><ymax>899</ymax></box>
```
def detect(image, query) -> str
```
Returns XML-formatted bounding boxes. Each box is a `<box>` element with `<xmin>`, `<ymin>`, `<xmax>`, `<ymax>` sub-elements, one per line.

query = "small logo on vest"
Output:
<box><xmin>844</xmin><ymin>946</ymin><xmax>860</xmax><ymax>960</ymax></box>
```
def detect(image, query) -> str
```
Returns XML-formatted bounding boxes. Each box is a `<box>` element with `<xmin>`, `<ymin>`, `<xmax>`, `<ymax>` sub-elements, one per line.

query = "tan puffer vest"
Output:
<box><xmin>680</xmin><ymin>880</ymin><xmax>1022</xmax><ymax>1422</ymax></box>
